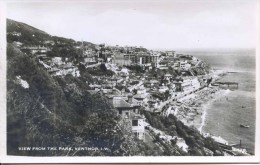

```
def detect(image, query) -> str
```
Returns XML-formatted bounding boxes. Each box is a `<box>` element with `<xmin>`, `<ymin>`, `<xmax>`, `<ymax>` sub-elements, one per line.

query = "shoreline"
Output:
<box><xmin>198</xmin><ymin>88</ymin><xmax>231</xmax><ymax>133</ymax></box>
<box><xmin>176</xmin><ymin>86</ymin><xmax>228</xmax><ymax>130</ymax></box>
<box><xmin>159</xmin><ymin>67</ymin><xmax>253</xmax><ymax>155</ymax></box>
<box><xmin>175</xmin><ymin>69</ymin><xmax>252</xmax><ymax>155</ymax></box>
<box><xmin>175</xmin><ymin>68</ymin><xmax>228</xmax><ymax>130</ymax></box>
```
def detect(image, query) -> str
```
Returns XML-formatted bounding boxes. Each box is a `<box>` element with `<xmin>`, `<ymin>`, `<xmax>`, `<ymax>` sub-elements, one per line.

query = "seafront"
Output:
<box><xmin>160</xmin><ymin>68</ymin><xmax>252</xmax><ymax>155</ymax></box>
<box><xmin>162</xmin><ymin>69</ymin><xmax>227</xmax><ymax>129</ymax></box>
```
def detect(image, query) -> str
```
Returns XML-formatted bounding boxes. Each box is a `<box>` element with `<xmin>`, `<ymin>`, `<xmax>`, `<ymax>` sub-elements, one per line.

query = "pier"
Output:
<box><xmin>212</xmin><ymin>82</ymin><xmax>239</xmax><ymax>89</ymax></box>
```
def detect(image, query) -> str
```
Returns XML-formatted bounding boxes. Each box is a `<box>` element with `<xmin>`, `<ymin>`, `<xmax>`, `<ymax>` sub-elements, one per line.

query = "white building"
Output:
<box><xmin>180</xmin><ymin>61</ymin><xmax>191</xmax><ymax>70</ymax></box>
<box><xmin>52</xmin><ymin>57</ymin><xmax>63</xmax><ymax>65</ymax></box>
<box><xmin>159</xmin><ymin>85</ymin><xmax>169</xmax><ymax>93</ymax></box>
<box><xmin>131</xmin><ymin>114</ymin><xmax>145</xmax><ymax>140</ymax></box>
<box><xmin>182</xmin><ymin>77</ymin><xmax>200</xmax><ymax>93</ymax></box>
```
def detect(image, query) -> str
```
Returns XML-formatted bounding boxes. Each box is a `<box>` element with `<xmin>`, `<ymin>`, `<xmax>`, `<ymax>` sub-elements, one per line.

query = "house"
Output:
<box><xmin>173</xmin><ymin>62</ymin><xmax>180</xmax><ymax>69</ymax></box>
<box><xmin>133</xmin><ymin>93</ymin><xmax>149</xmax><ymax>105</ymax></box>
<box><xmin>112</xmin><ymin>97</ymin><xmax>135</xmax><ymax>118</ymax></box>
<box><xmin>131</xmin><ymin>114</ymin><xmax>145</xmax><ymax>140</ymax></box>
<box><xmin>164</xmin><ymin>73</ymin><xmax>173</xmax><ymax>81</ymax></box>
<box><xmin>150</xmin><ymin>79</ymin><xmax>159</xmax><ymax>86</ymax></box>
<box><xmin>179</xmin><ymin>55</ymin><xmax>193</xmax><ymax>61</ymax></box>
<box><xmin>147</xmin><ymin>100</ymin><xmax>160</xmax><ymax>111</ymax></box>
<box><xmin>136</xmin><ymin>88</ymin><xmax>147</xmax><ymax>94</ymax></box>
<box><xmin>8</xmin><ymin>31</ymin><xmax>21</xmax><ymax>36</ymax></box>
<box><xmin>150</xmin><ymin>53</ymin><xmax>160</xmax><ymax>66</ymax></box>
<box><xmin>158</xmin><ymin>60</ymin><xmax>169</xmax><ymax>70</ymax></box>
<box><xmin>165</xmin><ymin>51</ymin><xmax>175</xmax><ymax>57</ymax></box>
<box><xmin>21</xmin><ymin>46</ymin><xmax>48</xmax><ymax>55</ymax></box>
<box><xmin>84</xmin><ymin>56</ymin><xmax>96</xmax><ymax>63</ymax></box>
<box><xmin>172</xmin><ymin>77</ymin><xmax>184</xmax><ymax>92</ymax></box>
<box><xmin>107</xmin><ymin>78</ymin><xmax>118</xmax><ymax>87</ymax></box>
<box><xmin>13</xmin><ymin>41</ymin><xmax>23</xmax><ymax>47</ymax></box>
<box><xmin>44</xmin><ymin>40</ymin><xmax>55</xmax><ymax>45</ymax></box>
<box><xmin>180</xmin><ymin>77</ymin><xmax>200</xmax><ymax>93</ymax></box>
<box><xmin>113</xmin><ymin>53</ymin><xmax>131</xmax><ymax>66</ymax></box>
<box><xmin>191</xmin><ymin>77</ymin><xmax>201</xmax><ymax>90</ymax></box>
<box><xmin>136</xmin><ymin>53</ymin><xmax>151</xmax><ymax>65</ymax></box>
<box><xmin>108</xmin><ymin>90</ymin><xmax>144</xmax><ymax>140</ymax></box>
<box><xmin>36</xmin><ymin>54</ymin><xmax>47</xmax><ymax>60</ymax></box>
<box><xmin>100</xmin><ymin>86</ymin><xmax>113</xmax><ymax>94</ymax></box>
<box><xmin>180</xmin><ymin>61</ymin><xmax>191</xmax><ymax>70</ymax></box>
<box><xmin>52</xmin><ymin>57</ymin><xmax>63</xmax><ymax>65</ymax></box>
<box><xmin>124</xmin><ymin>54</ymin><xmax>136</xmax><ymax>63</ymax></box>
<box><xmin>158</xmin><ymin>85</ymin><xmax>169</xmax><ymax>93</ymax></box>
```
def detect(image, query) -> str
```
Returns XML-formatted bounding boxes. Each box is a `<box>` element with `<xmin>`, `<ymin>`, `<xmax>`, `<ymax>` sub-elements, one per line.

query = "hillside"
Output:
<box><xmin>7</xmin><ymin>19</ymin><xmax>52</xmax><ymax>45</ymax></box>
<box><xmin>7</xmin><ymin>44</ymin><xmax>140</xmax><ymax>156</ymax></box>
<box><xmin>6</xmin><ymin>18</ymin><xmax>225</xmax><ymax>156</ymax></box>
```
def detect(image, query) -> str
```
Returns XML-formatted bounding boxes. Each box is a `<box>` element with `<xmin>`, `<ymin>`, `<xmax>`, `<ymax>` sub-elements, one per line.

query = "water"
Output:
<box><xmin>178</xmin><ymin>49</ymin><xmax>256</xmax><ymax>154</ymax></box>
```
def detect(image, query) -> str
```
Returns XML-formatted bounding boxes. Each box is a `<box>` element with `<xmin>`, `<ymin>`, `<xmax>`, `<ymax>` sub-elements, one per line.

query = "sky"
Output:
<box><xmin>5</xmin><ymin>0</ymin><xmax>258</xmax><ymax>50</ymax></box>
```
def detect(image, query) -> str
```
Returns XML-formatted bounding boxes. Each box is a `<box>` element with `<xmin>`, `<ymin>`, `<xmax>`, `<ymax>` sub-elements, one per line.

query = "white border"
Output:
<box><xmin>0</xmin><ymin>0</ymin><xmax>260</xmax><ymax>163</ymax></box>
<box><xmin>0</xmin><ymin>0</ymin><xmax>7</xmax><ymax>161</ymax></box>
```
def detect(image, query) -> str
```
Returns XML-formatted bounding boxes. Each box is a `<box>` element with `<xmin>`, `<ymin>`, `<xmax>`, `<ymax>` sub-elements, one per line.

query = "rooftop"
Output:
<box><xmin>113</xmin><ymin>98</ymin><xmax>131</xmax><ymax>108</ymax></box>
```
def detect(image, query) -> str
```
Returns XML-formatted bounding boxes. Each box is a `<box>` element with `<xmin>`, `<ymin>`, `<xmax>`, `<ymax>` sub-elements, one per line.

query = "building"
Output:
<box><xmin>111</xmin><ymin>97</ymin><xmax>135</xmax><ymax>118</ymax></box>
<box><xmin>158</xmin><ymin>85</ymin><xmax>169</xmax><ymax>93</ymax></box>
<box><xmin>180</xmin><ymin>61</ymin><xmax>191</xmax><ymax>70</ymax></box>
<box><xmin>133</xmin><ymin>93</ymin><xmax>149</xmax><ymax>106</ymax></box>
<box><xmin>181</xmin><ymin>77</ymin><xmax>201</xmax><ymax>92</ymax></box>
<box><xmin>164</xmin><ymin>73</ymin><xmax>173</xmax><ymax>81</ymax></box>
<box><xmin>137</xmin><ymin>54</ymin><xmax>151</xmax><ymax>65</ymax></box>
<box><xmin>150</xmin><ymin>53</ymin><xmax>160</xmax><ymax>66</ymax></box>
<box><xmin>124</xmin><ymin>54</ymin><xmax>137</xmax><ymax>63</ymax></box>
<box><xmin>131</xmin><ymin>114</ymin><xmax>145</xmax><ymax>140</ymax></box>
<box><xmin>165</xmin><ymin>51</ymin><xmax>175</xmax><ymax>57</ymax></box>
<box><xmin>43</xmin><ymin>40</ymin><xmax>55</xmax><ymax>45</ymax></box>
<box><xmin>173</xmin><ymin>62</ymin><xmax>180</xmax><ymax>70</ymax></box>
<box><xmin>172</xmin><ymin>77</ymin><xmax>184</xmax><ymax>92</ymax></box>
<box><xmin>52</xmin><ymin>57</ymin><xmax>63</xmax><ymax>65</ymax></box>
<box><xmin>107</xmin><ymin>94</ymin><xmax>145</xmax><ymax>140</ymax></box>
<box><xmin>13</xmin><ymin>41</ymin><xmax>23</xmax><ymax>47</ymax></box>
<box><xmin>84</xmin><ymin>56</ymin><xmax>96</xmax><ymax>64</ymax></box>
<box><xmin>21</xmin><ymin>46</ymin><xmax>48</xmax><ymax>55</ymax></box>
<box><xmin>8</xmin><ymin>31</ymin><xmax>21</xmax><ymax>36</ymax></box>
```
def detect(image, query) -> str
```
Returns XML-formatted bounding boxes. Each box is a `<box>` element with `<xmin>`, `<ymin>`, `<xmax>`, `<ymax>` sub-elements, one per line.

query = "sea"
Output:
<box><xmin>178</xmin><ymin>49</ymin><xmax>256</xmax><ymax>154</ymax></box>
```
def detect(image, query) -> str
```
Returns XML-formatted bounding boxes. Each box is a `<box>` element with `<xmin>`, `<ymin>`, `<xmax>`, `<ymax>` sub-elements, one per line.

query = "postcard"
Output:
<box><xmin>0</xmin><ymin>0</ymin><xmax>259</xmax><ymax>163</ymax></box>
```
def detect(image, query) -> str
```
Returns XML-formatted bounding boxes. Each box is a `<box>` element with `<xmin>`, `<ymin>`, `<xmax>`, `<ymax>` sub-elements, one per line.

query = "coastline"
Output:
<box><xmin>198</xmin><ymin>88</ymin><xmax>231</xmax><ymax>133</ymax></box>
<box><xmin>173</xmin><ymin>69</ymin><xmax>242</xmax><ymax>147</ymax></box>
<box><xmin>177</xmin><ymin>86</ymin><xmax>229</xmax><ymax>131</ymax></box>
<box><xmin>175</xmin><ymin>69</ymin><xmax>227</xmax><ymax>130</ymax></box>
<box><xmin>175</xmin><ymin>68</ymin><xmax>254</xmax><ymax>155</ymax></box>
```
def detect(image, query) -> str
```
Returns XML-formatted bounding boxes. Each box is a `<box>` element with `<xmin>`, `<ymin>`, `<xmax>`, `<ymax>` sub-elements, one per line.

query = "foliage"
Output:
<box><xmin>100</xmin><ymin>63</ymin><xmax>107</xmax><ymax>72</ymax></box>
<box><xmin>125</xmin><ymin>65</ymin><xmax>145</xmax><ymax>73</ymax></box>
<box><xmin>6</xmin><ymin>44</ymin><xmax>134</xmax><ymax>156</ymax></box>
<box><xmin>86</xmin><ymin>65</ymin><xmax>114</xmax><ymax>76</ymax></box>
<box><xmin>7</xmin><ymin>19</ymin><xmax>51</xmax><ymax>45</ymax></box>
<box><xmin>129</xmin><ymin>80</ymin><xmax>139</xmax><ymax>85</ymax></box>
<box><xmin>142</xmin><ymin>111</ymin><xmax>224</xmax><ymax>156</ymax></box>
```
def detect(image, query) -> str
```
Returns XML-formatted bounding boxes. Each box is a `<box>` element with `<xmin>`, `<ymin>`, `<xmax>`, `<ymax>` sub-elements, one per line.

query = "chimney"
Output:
<box><xmin>122</xmin><ymin>87</ymin><xmax>125</xmax><ymax>94</ymax></box>
<box><xmin>128</xmin><ymin>95</ymin><xmax>133</xmax><ymax>104</ymax></box>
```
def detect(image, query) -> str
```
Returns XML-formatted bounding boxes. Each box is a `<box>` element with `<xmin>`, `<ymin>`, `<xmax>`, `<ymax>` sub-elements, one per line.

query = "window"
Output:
<box><xmin>134</xmin><ymin>132</ymin><xmax>138</xmax><ymax>136</ymax></box>
<box><xmin>132</xmin><ymin>120</ymin><xmax>138</xmax><ymax>126</ymax></box>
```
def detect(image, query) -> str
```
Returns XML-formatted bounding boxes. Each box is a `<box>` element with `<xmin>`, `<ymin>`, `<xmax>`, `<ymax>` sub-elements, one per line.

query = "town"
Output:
<box><xmin>8</xmin><ymin>26</ymin><xmax>248</xmax><ymax>156</ymax></box>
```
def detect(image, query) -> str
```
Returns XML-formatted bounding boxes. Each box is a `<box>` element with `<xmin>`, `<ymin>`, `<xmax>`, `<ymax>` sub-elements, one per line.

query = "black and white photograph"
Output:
<box><xmin>0</xmin><ymin>0</ymin><xmax>259</xmax><ymax>163</ymax></box>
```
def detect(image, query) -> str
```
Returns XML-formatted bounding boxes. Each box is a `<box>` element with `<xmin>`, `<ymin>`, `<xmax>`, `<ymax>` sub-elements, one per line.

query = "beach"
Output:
<box><xmin>178</xmin><ymin>51</ymin><xmax>256</xmax><ymax>154</ymax></box>
<box><xmin>170</xmin><ymin>51</ymin><xmax>256</xmax><ymax>154</ymax></box>
<box><xmin>176</xmin><ymin>85</ymin><xmax>229</xmax><ymax>131</ymax></box>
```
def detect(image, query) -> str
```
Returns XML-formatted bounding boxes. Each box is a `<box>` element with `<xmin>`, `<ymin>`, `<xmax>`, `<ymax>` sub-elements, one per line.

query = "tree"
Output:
<box><xmin>100</xmin><ymin>63</ymin><xmax>107</xmax><ymax>72</ymax></box>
